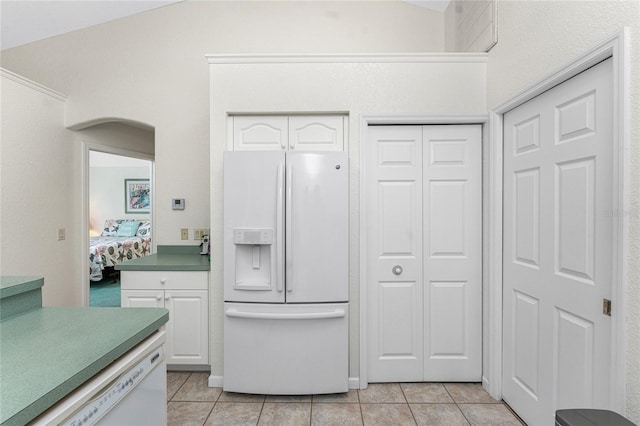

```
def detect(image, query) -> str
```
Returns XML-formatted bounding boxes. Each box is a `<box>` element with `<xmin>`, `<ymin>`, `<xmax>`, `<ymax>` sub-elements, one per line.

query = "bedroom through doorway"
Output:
<box><xmin>89</xmin><ymin>150</ymin><xmax>153</xmax><ymax>307</ymax></box>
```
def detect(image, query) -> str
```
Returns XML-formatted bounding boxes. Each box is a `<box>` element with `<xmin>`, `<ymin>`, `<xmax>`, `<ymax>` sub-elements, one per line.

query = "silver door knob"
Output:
<box><xmin>392</xmin><ymin>265</ymin><xmax>403</xmax><ymax>275</ymax></box>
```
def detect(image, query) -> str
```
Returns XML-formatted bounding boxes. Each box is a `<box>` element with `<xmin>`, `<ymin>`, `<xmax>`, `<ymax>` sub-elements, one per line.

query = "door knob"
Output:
<box><xmin>392</xmin><ymin>265</ymin><xmax>403</xmax><ymax>275</ymax></box>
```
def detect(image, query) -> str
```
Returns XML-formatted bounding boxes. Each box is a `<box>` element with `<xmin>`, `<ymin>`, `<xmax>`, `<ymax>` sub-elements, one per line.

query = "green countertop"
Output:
<box><xmin>0</xmin><ymin>276</ymin><xmax>44</xmax><ymax>321</ymax></box>
<box><xmin>0</xmin><ymin>276</ymin><xmax>43</xmax><ymax>300</ymax></box>
<box><xmin>116</xmin><ymin>253</ymin><xmax>210</xmax><ymax>271</ymax></box>
<box><xmin>0</xmin><ymin>306</ymin><xmax>169</xmax><ymax>426</ymax></box>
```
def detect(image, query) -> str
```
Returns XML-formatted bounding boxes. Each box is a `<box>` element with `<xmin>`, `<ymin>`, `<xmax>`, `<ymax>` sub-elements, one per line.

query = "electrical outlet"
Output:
<box><xmin>181</xmin><ymin>228</ymin><xmax>189</xmax><ymax>240</ymax></box>
<box><xmin>57</xmin><ymin>228</ymin><xmax>66</xmax><ymax>241</ymax></box>
<box><xmin>194</xmin><ymin>229</ymin><xmax>210</xmax><ymax>240</ymax></box>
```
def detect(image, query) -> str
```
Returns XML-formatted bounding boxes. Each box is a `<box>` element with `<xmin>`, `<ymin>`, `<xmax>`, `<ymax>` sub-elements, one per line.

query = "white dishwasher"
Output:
<box><xmin>32</xmin><ymin>330</ymin><xmax>167</xmax><ymax>426</ymax></box>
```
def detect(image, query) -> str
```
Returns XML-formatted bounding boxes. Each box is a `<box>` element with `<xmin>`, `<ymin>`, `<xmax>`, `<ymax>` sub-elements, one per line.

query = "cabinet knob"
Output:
<box><xmin>165</xmin><ymin>295</ymin><xmax>170</xmax><ymax>301</ymax></box>
<box><xmin>392</xmin><ymin>265</ymin><xmax>403</xmax><ymax>276</ymax></box>
<box><xmin>156</xmin><ymin>295</ymin><xmax>162</xmax><ymax>300</ymax></box>
<box><xmin>160</xmin><ymin>279</ymin><xmax>166</xmax><ymax>284</ymax></box>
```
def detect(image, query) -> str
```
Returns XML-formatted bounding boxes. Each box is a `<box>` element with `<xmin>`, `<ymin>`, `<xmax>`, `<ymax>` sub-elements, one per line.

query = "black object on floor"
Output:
<box><xmin>556</xmin><ymin>409</ymin><xmax>636</xmax><ymax>426</ymax></box>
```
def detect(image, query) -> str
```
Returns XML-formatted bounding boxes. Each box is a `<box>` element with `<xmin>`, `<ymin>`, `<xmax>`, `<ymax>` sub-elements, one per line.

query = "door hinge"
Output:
<box><xmin>603</xmin><ymin>298</ymin><xmax>612</xmax><ymax>316</ymax></box>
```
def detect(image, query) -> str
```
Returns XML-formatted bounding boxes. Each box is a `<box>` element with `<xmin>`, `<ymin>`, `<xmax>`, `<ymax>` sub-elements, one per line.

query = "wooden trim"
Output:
<box><xmin>485</xmin><ymin>110</ymin><xmax>504</xmax><ymax>399</ymax></box>
<box><xmin>1</xmin><ymin>67</ymin><xmax>67</xmax><ymax>101</ymax></box>
<box><xmin>487</xmin><ymin>29</ymin><xmax>629</xmax><ymax>411</ymax></box>
<box><xmin>80</xmin><ymin>142</ymin><xmax>156</xmax><ymax>306</ymax></box>
<box><xmin>206</xmin><ymin>53</ymin><xmax>488</xmax><ymax>65</ymax></box>
<box><xmin>359</xmin><ymin>114</ymin><xmax>488</xmax><ymax>390</ymax></box>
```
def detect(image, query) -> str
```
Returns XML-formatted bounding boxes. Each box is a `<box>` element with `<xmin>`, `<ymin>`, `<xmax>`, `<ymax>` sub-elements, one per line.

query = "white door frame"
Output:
<box><xmin>359</xmin><ymin>114</ymin><xmax>488</xmax><ymax>389</ymax></box>
<box><xmin>80</xmin><ymin>141</ymin><xmax>155</xmax><ymax>307</ymax></box>
<box><xmin>486</xmin><ymin>29</ymin><xmax>630</xmax><ymax>412</ymax></box>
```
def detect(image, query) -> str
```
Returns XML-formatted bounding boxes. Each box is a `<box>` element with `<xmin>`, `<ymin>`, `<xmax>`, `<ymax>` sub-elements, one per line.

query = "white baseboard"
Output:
<box><xmin>482</xmin><ymin>375</ymin><xmax>490</xmax><ymax>390</ymax></box>
<box><xmin>349</xmin><ymin>377</ymin><xmax>360</xmax><ymax>390</ymax></box>
<box><xmin>208</xmin><ymin>375</ymin><xmax>223</xmax><ymax>388</ymax></box>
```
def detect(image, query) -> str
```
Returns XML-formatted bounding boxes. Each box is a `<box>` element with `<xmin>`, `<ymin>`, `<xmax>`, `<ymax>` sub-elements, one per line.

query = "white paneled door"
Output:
<box><xmin>502</xmin><ymin>58</ymin><xmax>613</xmax><ymax>425</ymax></box>
<box><xmin>367</xmin><ymin>125</ymin><xmax>482</xmax><ymax>382</ymax></box>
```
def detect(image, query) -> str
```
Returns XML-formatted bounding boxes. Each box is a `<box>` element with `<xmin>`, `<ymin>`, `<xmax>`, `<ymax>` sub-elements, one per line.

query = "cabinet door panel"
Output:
<box><xmin>233</xmin><ymin>116</ymin><xmax>288</xmax><ymax>151</ymax></box>
<box><xmin>289</xmin><ymin>115</ymin><xmax>344</xmax><ymax>151</ymax></box>
<box><xmin>165</xmin><ymin>290</ymin><xmax>208</xmax><ymax>365</ymax></box>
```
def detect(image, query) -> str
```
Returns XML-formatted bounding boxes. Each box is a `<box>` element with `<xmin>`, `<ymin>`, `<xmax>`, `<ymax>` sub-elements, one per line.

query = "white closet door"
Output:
<box><xmin>502</xmin><ymin>58</ymin><xmax>613</xmax><ymax>425</ymax></box>
<box><xmin>423</xmin><ymin>125</ymin><xmax>482</xmax><ymax>381</ymax></box>
<box><xmin>366</xmin><ymin>124</ymin><xmax>482</xmax><ymax>383</ymax></box>
<box><xmin>367</xmin><ymin>125</ymin><xmax>424</xmax><ymax>382</ymax></box>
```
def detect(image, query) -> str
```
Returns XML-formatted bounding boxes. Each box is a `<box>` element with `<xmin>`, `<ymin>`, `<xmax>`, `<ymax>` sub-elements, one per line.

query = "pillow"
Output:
<box><xmin>102</xmin><ymin>219</ymin><xmax>123</xmax><ymax>236</ymax></box>
<box><xmin>116</xmin><ymin>221</ymin><xmax>141</xmax><ymax>237</ymax></box>
<box><xmin>136</xmin><ymin>221</ymin><xmax>151</xmax><ymax>237</ymax></box>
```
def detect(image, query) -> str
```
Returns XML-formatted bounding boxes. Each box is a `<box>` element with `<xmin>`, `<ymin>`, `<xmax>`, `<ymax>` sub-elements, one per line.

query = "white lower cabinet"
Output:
<box><xmin>121</xmin><ymin>271</ymin><xmax>208</xmax><ymax>366</ymax></box>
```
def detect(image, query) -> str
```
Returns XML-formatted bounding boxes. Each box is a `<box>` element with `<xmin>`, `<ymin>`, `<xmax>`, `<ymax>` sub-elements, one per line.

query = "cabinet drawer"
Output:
<box><xmin>121</xmin><ymin>271</ymin><xmax>208</xmax><ymax>290</ymax></box>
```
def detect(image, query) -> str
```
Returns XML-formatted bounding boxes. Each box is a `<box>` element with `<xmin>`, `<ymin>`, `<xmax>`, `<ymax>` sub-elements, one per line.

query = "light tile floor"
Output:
<box><xmin>167</xmin><ymin>372</ymin><xmax>526</xmax><ymax>425</ymax></box>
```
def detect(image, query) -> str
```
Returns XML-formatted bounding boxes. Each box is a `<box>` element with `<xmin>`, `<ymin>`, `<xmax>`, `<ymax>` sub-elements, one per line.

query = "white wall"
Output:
<box><xmin>2</xmin><ymin>0</ymin><xmax>636</xmax><ymax>418</ymax></box>
<box><xmin>0</xmin><ymin>0</ymin><xmax>445</xmax><ymax>251</ymax></box>
<box><xmin>208</xmin><ymin>54</ymin><xmax>487</xmax><ymax>385</ymax></box>
<box><xmin>0</xmin><ymin>0</ymin><xmax>442</xmax><ymax>309</ymax></box>
<box><xmin>479</xmin><ymin>1</ymin><xmax>640</xmax><ymax>421</ymax></box>
<box><xmin>0</xmin><ymin>70</ymin><xmax>81</xmax><ymax>306</ymax></box>
<box><xmin>80</xmin><ymin>122</ymin><xmax>155</xmax><ymax>157</ymax></box>
<box><xmin>89</xmin><ymin>153</ymin><xmax>151</xmax><ymax>234</ymax></box>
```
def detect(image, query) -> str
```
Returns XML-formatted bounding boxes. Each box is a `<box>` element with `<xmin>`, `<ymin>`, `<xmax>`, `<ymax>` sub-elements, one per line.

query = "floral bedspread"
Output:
<box><xmin>89</xmin><ymin>235</ymin><xmax>151</xmax><ymax>281</ymax></box>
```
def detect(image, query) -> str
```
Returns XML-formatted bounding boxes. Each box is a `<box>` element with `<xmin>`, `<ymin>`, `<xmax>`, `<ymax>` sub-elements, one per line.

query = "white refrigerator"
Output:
<box><xmin>223</xmin><ymin>151</ymin><xmax>349</xmax><ymax>395</ymax></box>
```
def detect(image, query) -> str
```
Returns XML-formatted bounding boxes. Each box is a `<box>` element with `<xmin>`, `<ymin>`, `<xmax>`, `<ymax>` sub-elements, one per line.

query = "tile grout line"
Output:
<box><xmin>168</xmin><ymin>380</ymin><xmax>526</xmax><ymax>425</ymax></box>
<box><xmin>168</xmin><ymin>371</ymin><xmax>192</xmax><ymax>402</ymax></box>
<box><xmin>398</xmin><ymin>383</ymin><xmax>419</xmax><ymax>426</ymax></box>
<box><xmin>358</xmin><ymin>388</ymin><xmax>366</xmax><ymax>426</ymax></box>
<box><xmin>256</xmin><ymin>396</ymin><xmax>265</xmax><ymax>426</ymax></box>
<box><xmin>201</xmin><ymin>384</ymin><xmax>223</xmax><ymax>425</ymax></box>
<box><xmin>443</xmin><ymin>383</ymin><xmax>474</xmax><ymax>426</ymax></box>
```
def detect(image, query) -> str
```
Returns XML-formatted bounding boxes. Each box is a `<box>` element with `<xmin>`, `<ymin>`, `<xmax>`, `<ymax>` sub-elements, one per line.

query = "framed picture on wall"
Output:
<box><xmin>125</xmin><ymin>179</ymin><xmax>150</xmax><ymax>214</ymax></box>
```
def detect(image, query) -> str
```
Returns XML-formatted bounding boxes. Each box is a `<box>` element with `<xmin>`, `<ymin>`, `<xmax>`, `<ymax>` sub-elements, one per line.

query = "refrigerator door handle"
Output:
<box><xmin>275</xmin><ymin>163</ymin><xmax>285</xmax><ymax>292</ymax></box>
<box><xmin>225</xmin><ymin>308</ymin><xmax>345</xmax><ymax>320</ymax></box>
<box><xmin>286</xmin><ymin>161</ymin><xmax>293</xmax><ymax>293</ymax></box>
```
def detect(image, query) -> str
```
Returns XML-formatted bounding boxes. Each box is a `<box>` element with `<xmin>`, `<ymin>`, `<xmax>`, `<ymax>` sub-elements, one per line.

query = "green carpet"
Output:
<box><xmin>90</xmin><ymin>277</ymin><xmax>121</xmax><ymax>307</ymax></box>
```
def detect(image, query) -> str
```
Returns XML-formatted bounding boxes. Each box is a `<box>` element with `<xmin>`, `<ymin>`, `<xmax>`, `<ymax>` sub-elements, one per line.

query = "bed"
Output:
<box><xmin>89</xmin><ymin>219</ymin><xmax>151</xmax><ymax>281</ymax></box>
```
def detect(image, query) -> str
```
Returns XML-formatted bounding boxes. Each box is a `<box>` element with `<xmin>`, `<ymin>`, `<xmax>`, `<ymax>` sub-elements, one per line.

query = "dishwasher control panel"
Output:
<box><xmin>63</xmin><ymin>346</ymin><xmax>164</xmax><ymax>426</ymax></box>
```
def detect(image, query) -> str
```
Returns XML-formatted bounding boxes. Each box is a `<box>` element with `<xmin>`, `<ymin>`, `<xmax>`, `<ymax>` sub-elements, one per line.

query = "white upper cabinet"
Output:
<box><xmin>233</xmin><ymin>116</ymin><xmax>289</xmax><ymax>151</ymax></box>
<box><xmin>288</xmin><ymin>115</ymin><xmax>344</xmax><ymax>151</ymax></box>
<box><xmin>232</xmin><ymin>115</ymin><xmax>345</xmax><ymax>151</ymax></box>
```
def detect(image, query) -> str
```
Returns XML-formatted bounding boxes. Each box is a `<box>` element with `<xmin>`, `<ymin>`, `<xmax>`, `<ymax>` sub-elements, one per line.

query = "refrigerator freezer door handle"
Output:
<box><xmin>286</xmin><ymin>162</ymin><xmax>293</xmax><ymax>293</ymax></box>
<box><xmin>276</xmin><ymin>163</ymin><xmax>284</xmax><ymax>292</ymax></box>
<box><xmin>225</xmin><ymin>308</ymin><xmax>345</xmax><ymax>320</ymax></box>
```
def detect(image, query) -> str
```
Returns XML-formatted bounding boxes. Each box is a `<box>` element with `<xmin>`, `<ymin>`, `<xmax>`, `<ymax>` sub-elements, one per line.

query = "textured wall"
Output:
<box><xmin>0</xmin><ymin>0</ymin><xmax>444</xmax><ymax>310</ymax></box>
<box><xmin>89</xmin><ymin>165</ymin><xmax>151</xmax><ymax>233</ymax></box>
<box><xmin>209</xmin><ymin>56</ymin><xmax>487</xmax><ymax>383</ymax></box>
<box><xmin>0</xmin><ymin>72</ymin><xmax>80</xmax><ymax>306</ymax></box>
<box><xmin>485</xmin><ymin>1</ymin><xmax>640</xmax><ymax>421</ymax></box>
<box><xmin>0</xmin><ymin>1</ymin><xmax>444</xmax><ymax>248</ymax></box>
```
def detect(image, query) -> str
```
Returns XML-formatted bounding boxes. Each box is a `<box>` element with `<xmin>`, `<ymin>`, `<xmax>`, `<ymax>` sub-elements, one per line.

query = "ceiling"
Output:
<box><xmin>0</xmin><ymin>1</ymin><xmax>182</xmax><ymax>50</ymax></box>
<box><xmin>0</xmin><ymin>0</ymin><xmax>450</xmax><ymax>51</ymax></box>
